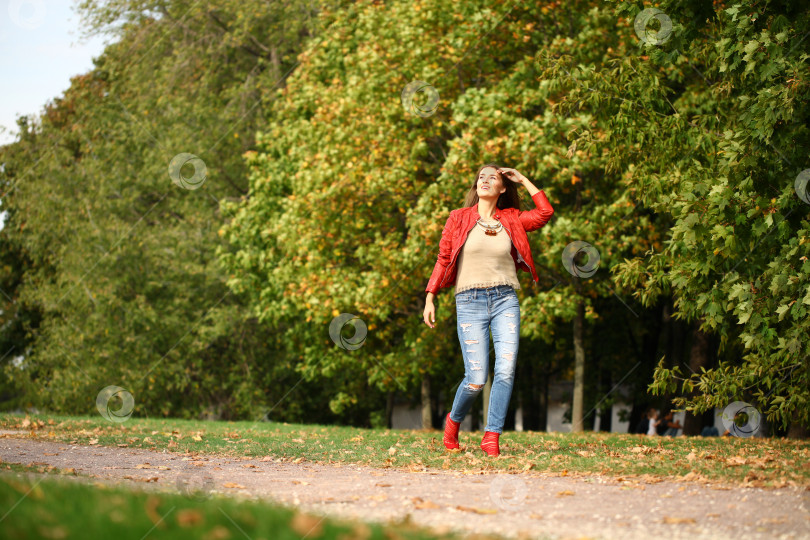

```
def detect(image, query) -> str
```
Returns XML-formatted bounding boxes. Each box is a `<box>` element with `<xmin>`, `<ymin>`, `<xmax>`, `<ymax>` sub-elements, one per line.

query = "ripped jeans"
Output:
<box><xmin>448</xmin><ymin>285</ymin><xmax>520</xmax><ymax>434</ymax></box>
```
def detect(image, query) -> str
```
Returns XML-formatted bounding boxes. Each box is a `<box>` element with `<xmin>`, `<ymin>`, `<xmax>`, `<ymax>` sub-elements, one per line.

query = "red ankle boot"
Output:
<box><xmin>443</xmin><ymin>413</ymin><xmax>460</xmax><ymax>450</ymax></box>
<box><xmin>480</xmin><ymin>431</ymin><xmax>500</xmax><ymax>456</ymax></box>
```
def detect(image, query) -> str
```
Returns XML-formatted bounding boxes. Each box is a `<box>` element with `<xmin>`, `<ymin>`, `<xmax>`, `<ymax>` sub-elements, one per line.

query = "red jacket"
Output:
<box><xmin>425</xmin><ymin>190</ymin><xmax>554</xmax><ymax>295</ymax></box>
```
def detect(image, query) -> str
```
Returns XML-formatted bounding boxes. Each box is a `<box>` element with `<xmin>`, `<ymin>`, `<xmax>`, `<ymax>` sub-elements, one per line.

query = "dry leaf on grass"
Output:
<box><xmin>176</xmin><ymin>509</ymin><xmax>204</xmax><ymax>527</ymax></box>
<box><xmin>290</xmin><ymin>512</ymin><xmax>323</xmax><ymax>538</ymax></box>
<box><xmin>145</xmin><ymin>496</ymin><xmax>163</xmax><ymax>526</ymax></box>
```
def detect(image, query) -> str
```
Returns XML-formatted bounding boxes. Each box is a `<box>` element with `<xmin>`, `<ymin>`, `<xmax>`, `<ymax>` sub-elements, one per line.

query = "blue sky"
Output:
<box><xmin>0</xmin><ymin>1</ymin><xmax>109</xmax><ymax>146</ymax></box>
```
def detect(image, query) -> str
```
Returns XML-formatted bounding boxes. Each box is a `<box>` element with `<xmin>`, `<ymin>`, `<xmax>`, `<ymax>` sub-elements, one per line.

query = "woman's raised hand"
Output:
<box><xmin>498</xmin><ymin>167</ymin><xmax>526</xmax><ymax>184</ymax></box>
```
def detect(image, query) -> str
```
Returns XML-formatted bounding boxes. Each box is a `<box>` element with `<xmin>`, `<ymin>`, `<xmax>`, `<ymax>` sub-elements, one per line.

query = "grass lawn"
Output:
<box><xmin>0</xmin><ymin>464</ymin><xmax>479</xmax><ymax>540</ymax></box>
<box><xmin>1</xmin><ymin>412</ymin><xmax>808</xmax><ymax>488</ymax></box>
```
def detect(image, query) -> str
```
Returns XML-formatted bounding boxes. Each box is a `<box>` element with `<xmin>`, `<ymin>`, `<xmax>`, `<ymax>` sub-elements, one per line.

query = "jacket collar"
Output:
<box><xmin>467</xmin><ymin>202</ymin><xmax>512</xmax><ymax>220</ymax></box>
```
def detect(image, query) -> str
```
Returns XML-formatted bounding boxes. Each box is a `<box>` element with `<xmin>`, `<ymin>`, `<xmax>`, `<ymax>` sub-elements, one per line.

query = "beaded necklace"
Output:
<box><xmin>476</xmin><ymin>218</ymin><xmax>502</xmax><ymax>236</ymax></box>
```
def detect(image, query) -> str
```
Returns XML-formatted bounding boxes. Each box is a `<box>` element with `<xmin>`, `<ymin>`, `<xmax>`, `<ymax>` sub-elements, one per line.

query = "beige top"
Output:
<box><xmin>454</xmin><ymin>219</ymin><xmax>521</xmax><ymax>295</ymax></box>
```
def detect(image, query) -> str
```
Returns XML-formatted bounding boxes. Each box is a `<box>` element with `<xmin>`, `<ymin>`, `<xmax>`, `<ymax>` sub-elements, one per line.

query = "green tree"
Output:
<box><xmin>0</xmin><ymin>0</ymin><xmax>352</xmax><ymax>422</ymax></box>
<box><xmin>601</xmin><ymin>1</ymin><xmax>810</xmax><ymax>433</ymax></box>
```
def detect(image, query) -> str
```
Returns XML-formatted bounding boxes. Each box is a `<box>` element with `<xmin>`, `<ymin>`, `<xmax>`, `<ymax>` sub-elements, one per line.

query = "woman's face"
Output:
<box><xmin>476</xmin><ymin>167</ymin><xmax>506</xmax><ymax>199</ymax></box>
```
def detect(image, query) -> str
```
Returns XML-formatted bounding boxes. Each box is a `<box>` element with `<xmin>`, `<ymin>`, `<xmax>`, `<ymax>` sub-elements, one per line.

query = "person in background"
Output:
<box><xmin>659</xmin><ymin>409</ymin><xmax>683</xmax><ymax>437</ymax></box>
<box><xmin>646</xmin><ymin>408</ymin><xmax>660</xmax><ymax>437</ymax></box>
<box><xmin>634</xmin><ymin>406</ymin><xmax>653</xmax><ymax>434</ymax></box>
<box><xmin>701</xmin><ymin>425</ymin><xmax>720</xmax><ymax>436</ymax></box>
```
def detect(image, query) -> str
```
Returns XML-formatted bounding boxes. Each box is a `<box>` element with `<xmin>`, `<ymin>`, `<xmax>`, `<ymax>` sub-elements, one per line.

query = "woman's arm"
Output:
<box><xmin>425</xmin><ymin>211</ymin><xmax>457</xmax><ymax>295</ymax></box>
<box><xmin>521</xmin><ymin>177</ymin><xmax>541</xmax><ymax>197</ymax></box>
<box><xmin>515</xmin><ymin>176</ymin><xmax>553</xmax><ymax>232</ymax></box>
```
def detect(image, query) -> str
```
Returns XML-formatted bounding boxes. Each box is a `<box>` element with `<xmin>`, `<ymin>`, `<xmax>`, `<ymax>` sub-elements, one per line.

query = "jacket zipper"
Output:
<box><xmin>439</xmin><ymin>218</ymin><xmax>477</xmax><ymax>287</ymax></box>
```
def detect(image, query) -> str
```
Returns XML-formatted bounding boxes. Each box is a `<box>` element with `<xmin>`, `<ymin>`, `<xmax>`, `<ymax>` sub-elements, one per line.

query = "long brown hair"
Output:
<box><xmin>462</xmin><ymin>162</ymin><xmax>523</xmax><ymax>210</ymax></box>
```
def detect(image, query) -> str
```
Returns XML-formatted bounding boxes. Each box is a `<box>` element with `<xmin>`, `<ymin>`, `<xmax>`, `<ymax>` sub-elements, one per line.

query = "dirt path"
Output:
<box><xmin>1</xmin><ymin>432</ymin><xmax>808</xmax><ymax>540</ymax></box>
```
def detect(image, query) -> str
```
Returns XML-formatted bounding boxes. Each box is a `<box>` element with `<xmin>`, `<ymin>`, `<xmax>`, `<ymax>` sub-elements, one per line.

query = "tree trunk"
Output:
<box><xmin>385</xmin><ymin>391</ymin><xmax>395</xmax><ymax>429</ymax></box>
<box><xmin>571</xmin><ymin>299</ymin><xmax>586</xmax><ymax>432</ymax></box>
<box><xmin>787</xmin><ymin>409</ymin><xmax>809</xmax><ymax>439</ymax></box>
<box><xmin>682</xmin><ymin>320</ymin><xmax>711</xmax><ymax>435</ymax></box>
<box><xmin>520</xmin><ymin>354</ymin><xmax>542</xmax><ymax>431</ymax></box>
<box><xmin>420</xmin><ymin>373</ymin><xmax>431</xmax><ymax>430</ymax></box>
<box><xmin>540</xmin><ymin>373</ymin><xmax>549</xmax><ymax>431</ymax></box>
<box><xmin>270</xmin><ymin>46</ymin><xmax>281</xmax><ymax>84</ymax></box>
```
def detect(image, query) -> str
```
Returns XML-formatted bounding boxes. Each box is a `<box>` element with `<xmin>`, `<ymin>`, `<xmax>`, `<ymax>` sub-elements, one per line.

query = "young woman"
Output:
<box><xmin>423</xmin><ymin>163</ymin><xmax>554</xmax><ymax>456</ymax></box>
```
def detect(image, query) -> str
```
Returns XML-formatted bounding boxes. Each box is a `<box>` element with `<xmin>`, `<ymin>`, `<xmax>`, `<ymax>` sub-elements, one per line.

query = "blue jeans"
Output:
<box><xmin>449</xmin><ymin>285</ymin><xmax>520</xmax><ymax>434</ymax></box>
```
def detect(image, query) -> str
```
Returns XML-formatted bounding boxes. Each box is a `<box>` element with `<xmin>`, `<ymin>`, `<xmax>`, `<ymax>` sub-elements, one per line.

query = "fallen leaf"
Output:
<box><xmin>663</xmin><ymin>516</ymin><xmax>696</xmax><ymax>524</ymax></box>
<box><xmin>290</xmin><ymin>511</ymin><xmax>323</xmax><ymax>537</ymax></box>
<box><xmin>223</xmin><ymin>482</ymin><xmax>246</xmax><ymax>489</ymax></box>
<box><xmin>145</xmin><ymin>496</ymin><xmax>163</xmax><ymax>526</ymax></box>
<box><xmin>124</xmin><ymin>476</ymin><xmax>159</xmax><ymax>483</ymax></box>
<box><xmin>176</xmin><ymin>509</ymin><xmax>204</xmax><ymax>528</ymax></box>
<box><xmin>412</xmin><ymin>497</ymin><xmax>441</xmax><ymax>509</ymax></box>
<box><xmin>556</xmin><ymin>491</ymin><xmax>575</xmax><ymax>497</ymax></box>
<box><xmin>455</xmin><ymin>505</ymin><xmax>497</xmax><ymax>514</ymax></box>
